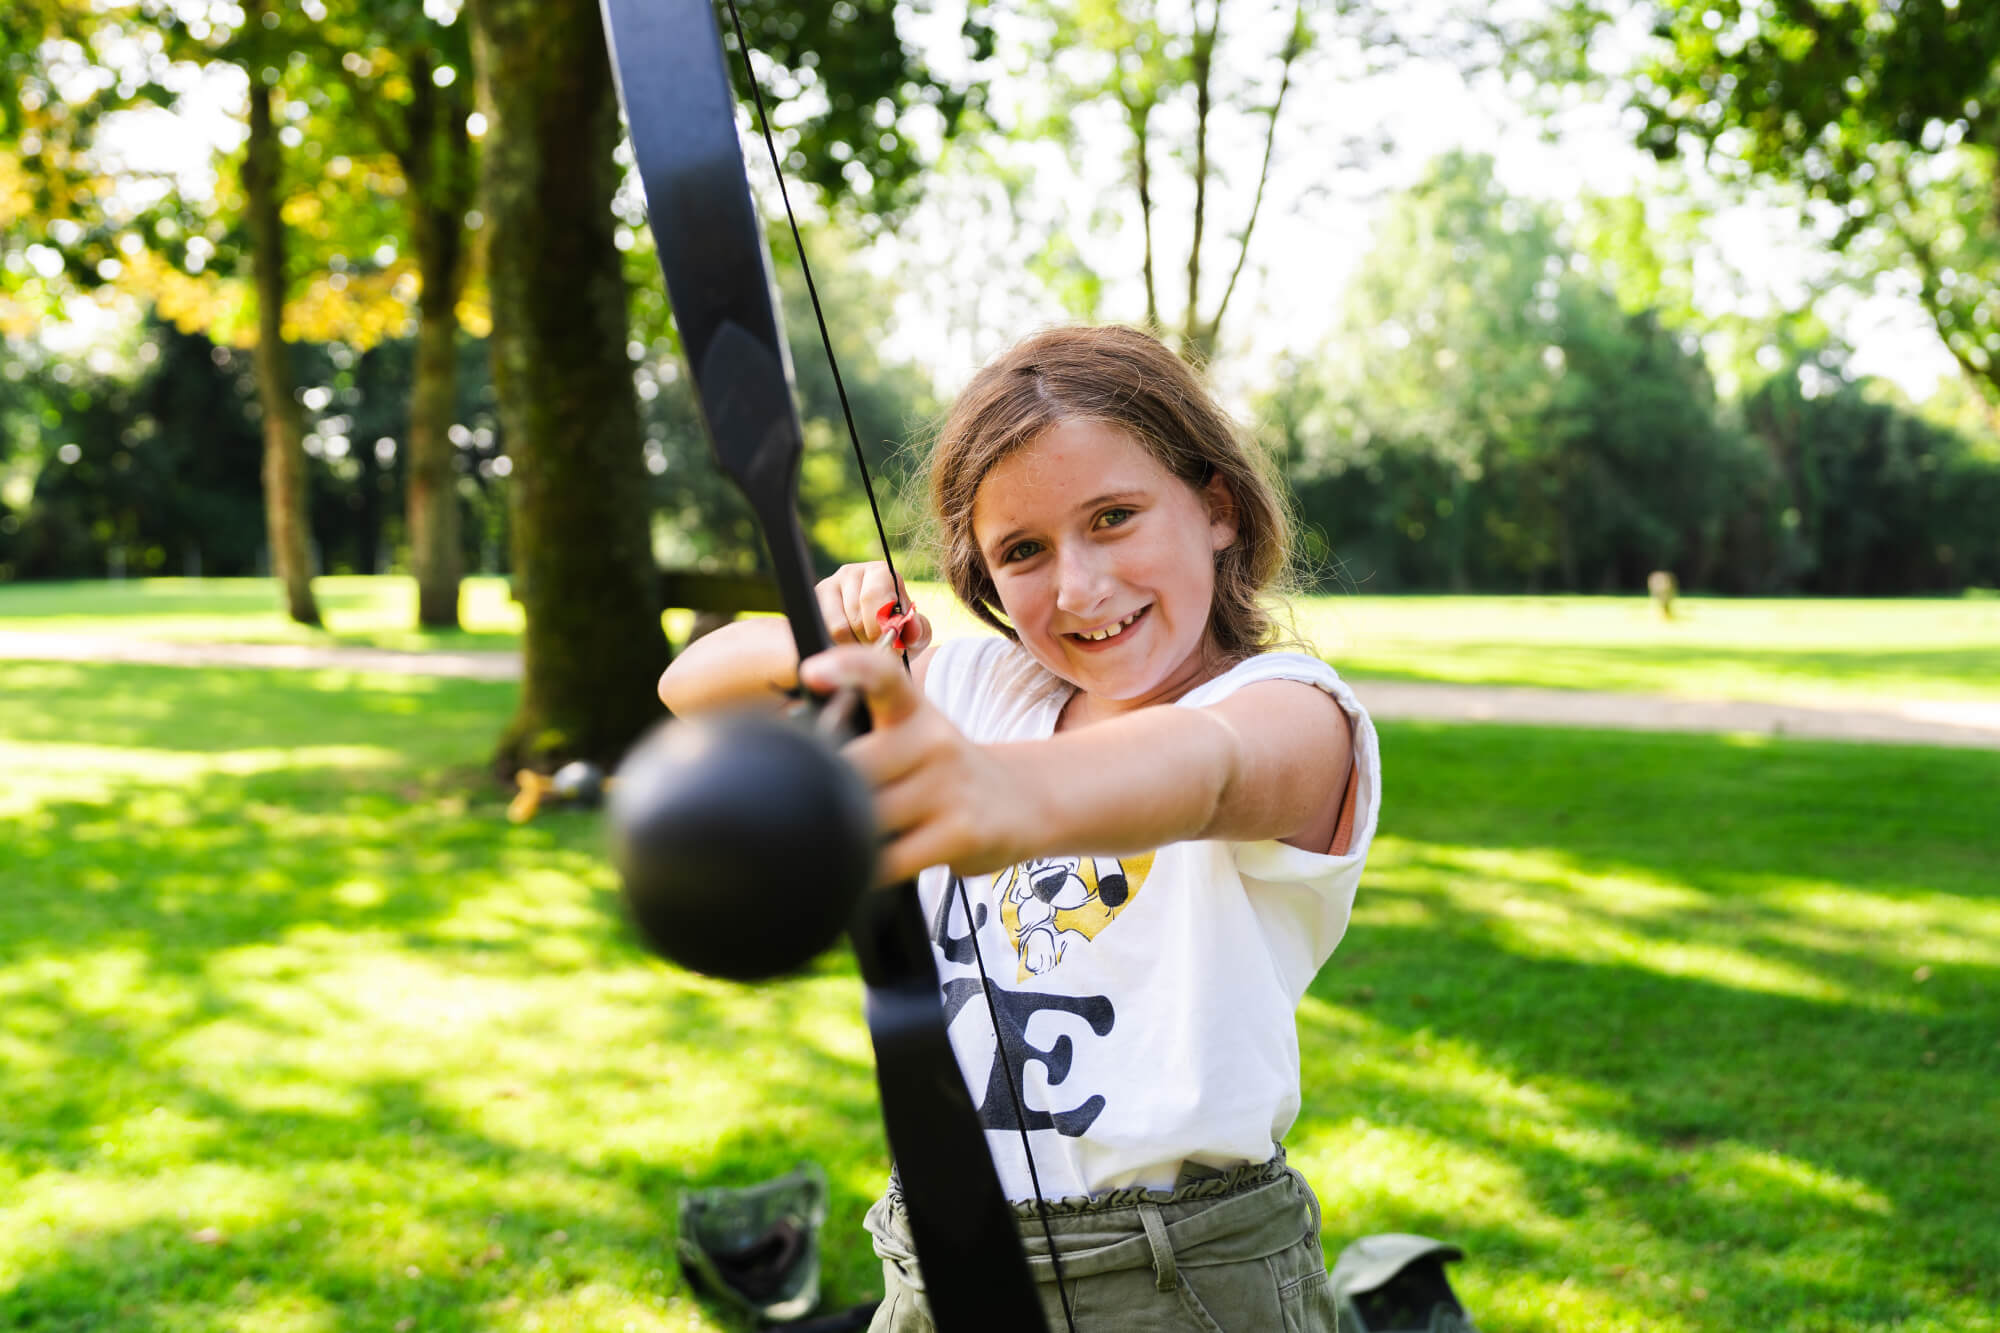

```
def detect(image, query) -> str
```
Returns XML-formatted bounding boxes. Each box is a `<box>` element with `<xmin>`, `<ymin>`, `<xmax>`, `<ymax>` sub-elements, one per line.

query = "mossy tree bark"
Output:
<box><xmin>242</xmin><ymin>65</ymin><xmax>321</xmax><ymax>628</ymax></box>
<box><xmin>470</xmin><ymin>0</ymin><xmax>667</xmax><ymax>773</ymax></box>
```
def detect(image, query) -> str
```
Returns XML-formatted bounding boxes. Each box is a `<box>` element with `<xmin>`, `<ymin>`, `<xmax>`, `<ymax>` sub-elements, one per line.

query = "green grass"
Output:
<box><xmin>1291</xmin><ymin>593</ymin><xmax>2000</xmax><ymax>707</ymax></box>
<box><xmin>0</xmin><ymin>576</ymin><xmax>529</xmax><ymax>651</ymax></box>
<box><xmin>5</xmin><ymin>579</ymin><xmax>1998</xmax><ymax>707</ymax></box>
<box><xmin>3</xmin><ymin>660</ymin><xmax>1994</xmax><ymax>1330</ymax></box>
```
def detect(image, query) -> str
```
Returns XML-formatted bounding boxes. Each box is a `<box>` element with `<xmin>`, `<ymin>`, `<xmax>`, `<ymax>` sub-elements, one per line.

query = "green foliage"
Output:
<box><xmin>1</xmin><ymin>228</ymin><xmax>936</xmax><ymax>589</ymax></box>
<box><xmin>1003</xmin><ymin>0</ymin><xmax>1352</xmax><ymax>354</ymax></box>
<box><xmin>0</xmin><ymin>319</ymin><xmax>263</xmax><ymax>581</ymax></box>
<box><xmin>1563</xmin><ymin>0</ymin><xmax>2000</xmax><ymax>404</ymax></box>
<box><xmin>1265</xmin><ymin>153</ymin><xmax>2000</xmax><ymax>595</ymax></box>
<box><xmin>0</xmin><ymin>316</ymin><xmax>510</xmax><ymax>582</ymax></box>
<box><xmin>1741</xmin><ymin>361</ymin><xmax>2000</xmax><ymax>594</ymax></box>
<box><xmin>721</xmin><ymin>0</ymin><xmax>985</xmax><ymax>223</ymax></box>
<box><xmin>631</xmin><ymin>228</ymin><xmax>943</xmax><ymax>578</ymax></box>
<box><xmin>1269</xmin><ymin>153</ymin><xmax>1762</xmax><ymax>593</ymax></box>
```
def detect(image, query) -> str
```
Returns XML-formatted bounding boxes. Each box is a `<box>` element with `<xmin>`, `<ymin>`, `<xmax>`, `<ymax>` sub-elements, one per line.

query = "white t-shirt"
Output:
<box><xmin>915</xmin><ymin>635</ymin><xmax>1382</xmax><ymax>1201</ymax></box>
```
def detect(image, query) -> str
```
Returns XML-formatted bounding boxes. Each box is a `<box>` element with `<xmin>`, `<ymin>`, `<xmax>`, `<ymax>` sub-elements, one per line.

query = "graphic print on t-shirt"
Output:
<box><xmin>993</xmin><ymin>850</ymin><xmax>1155</xmax><ymax>979</ymax></box>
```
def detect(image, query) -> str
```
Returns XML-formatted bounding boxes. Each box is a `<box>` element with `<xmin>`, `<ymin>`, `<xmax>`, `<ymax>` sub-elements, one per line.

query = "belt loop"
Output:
<box><xmin>1138</xmin><ymin>1200</ymin><xmax>1177</xmax><ymax>1293</ymax></box>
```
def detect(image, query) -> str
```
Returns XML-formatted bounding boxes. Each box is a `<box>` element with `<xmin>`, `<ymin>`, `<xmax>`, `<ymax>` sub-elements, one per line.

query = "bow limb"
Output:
<box><xmin>596</xmin><ymin>3</ymin><xmax>1048</xmax><ymax>1329</ymax></box>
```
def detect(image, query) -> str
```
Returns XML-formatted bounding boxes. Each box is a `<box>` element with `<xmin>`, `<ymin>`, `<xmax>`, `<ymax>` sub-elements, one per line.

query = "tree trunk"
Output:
<box><xmin>1182</xmin><ymin>10</ymin><xmax>1216</xmax><ymax>361</ymax></box>
<box><xmin>403</xmin><ymin>51</ymin><xmax>474</xmax><ymax>630</ymax></box>
<box><xmin>402</xmin><ymin>74</ymin><xmax>472</xmax><ymax>628</ymax></box>
<box><xmin>242</xmin><ymin>71</ymin><xmax>321</xmax><ymax>627</ymax></box>
<box><xmin>1128</xmin><ymin>96</ymin><xmax>1159</xmax><ymax>332</ymax></box>
<box><xmin>470</xmin><ymin>0</ymin><xmax>667</xmax><ymax>773</ymax></box>
<box><xmin>407</xmin><ymin>279</ymin><xmax>463</xmax><ymax>626</ymax></box>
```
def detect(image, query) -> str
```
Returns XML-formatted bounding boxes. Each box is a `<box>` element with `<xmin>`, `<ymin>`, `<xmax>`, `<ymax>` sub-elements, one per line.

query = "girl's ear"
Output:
<box><xmin>1202</xmin><ymin>472</ymin><xmax>1240</xmax><ymax>553</ymax></box>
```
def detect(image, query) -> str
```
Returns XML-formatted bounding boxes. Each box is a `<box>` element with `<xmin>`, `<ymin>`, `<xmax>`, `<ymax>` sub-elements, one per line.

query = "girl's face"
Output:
<box><xmin>971</xmin><ymin>419</ymin><xmax>1238</xmax><ymax>721</ymax></box>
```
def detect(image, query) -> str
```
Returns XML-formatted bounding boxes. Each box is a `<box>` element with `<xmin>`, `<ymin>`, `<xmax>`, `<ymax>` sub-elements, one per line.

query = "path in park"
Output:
<box><xmin>4</xmin><ymin>628</ymin><xmax>1998</xmax><ymax>751</ymax></box>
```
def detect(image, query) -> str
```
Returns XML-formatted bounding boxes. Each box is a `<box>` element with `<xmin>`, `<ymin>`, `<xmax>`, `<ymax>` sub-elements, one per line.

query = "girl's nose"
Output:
<box><xmin>1054</xmin><ymin>543</ymin><xmax>1112</xmax><ymax>615</ymax></box>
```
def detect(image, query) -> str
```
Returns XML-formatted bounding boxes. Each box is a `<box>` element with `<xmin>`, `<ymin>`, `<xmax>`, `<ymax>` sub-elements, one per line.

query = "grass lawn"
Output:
<box><xmin>3</xmin><ymin>660</ymin><xmax>1994</xmax><ymax>1330</ymax></box>
<box><xmin>4</xmin><ymin>578</ymin><xmax>1998</xmax><ymax>708</ymax></box>
<box><xmin>1291</xmin><ymin>593</ymin><xmax>2000</xmax><ymax>708</ymax></box>
<box><xmin>0</xmin><ymin>577</ymin><xmax>529</xmax><ymax>652</ymax></box>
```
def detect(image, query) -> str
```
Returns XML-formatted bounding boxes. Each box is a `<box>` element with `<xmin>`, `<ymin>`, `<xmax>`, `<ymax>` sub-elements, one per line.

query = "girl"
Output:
<box><xmin>660</xmin><ymin>325</ymin><xmax>1381</xmax><ymax>1332</ymax></box>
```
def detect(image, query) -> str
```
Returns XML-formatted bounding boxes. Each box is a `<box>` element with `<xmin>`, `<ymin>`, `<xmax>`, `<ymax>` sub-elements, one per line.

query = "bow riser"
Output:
<box><xmin>601</xmin><ymin>0</ymin><xmax>826</xmax><ymax>661</ymax></box>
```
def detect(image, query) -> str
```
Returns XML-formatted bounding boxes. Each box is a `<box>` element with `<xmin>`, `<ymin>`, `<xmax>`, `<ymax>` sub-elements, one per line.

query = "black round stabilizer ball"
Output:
<box><xmin>610</xmin><ymin>712</ymin><xmax>877</xmax><ymax>982</ymax></box>
<box><xmin>551</xmin><ymin>759</ymin><xmax>606</xmax><ymax>805</ymax></box>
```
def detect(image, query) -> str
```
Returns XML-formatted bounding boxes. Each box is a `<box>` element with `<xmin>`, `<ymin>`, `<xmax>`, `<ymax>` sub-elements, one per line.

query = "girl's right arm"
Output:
<box><xmin>657</xmin><ymin>562</ymin><xmax>932</xmax><ymax>716</ymax></box>
<box><xmin>656</xmin><ymin>616</ymin><xmax>803</xmax><ymax>715</ymax></box>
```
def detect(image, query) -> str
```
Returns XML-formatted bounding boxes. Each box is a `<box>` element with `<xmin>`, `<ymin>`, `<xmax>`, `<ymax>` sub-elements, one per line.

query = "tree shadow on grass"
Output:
<box><xmin>2</xmin><ymin>1067</ymin><xmax>887</xmax><ymax>1331</ymax></box>
<box><xmin>2</xmin><ymin>670</ymin><xmax>900</xmax><ymax>1327</ymax></box>
<box><xmin>1292</xmin><ymin>723</ymin><xmax>1999</xmax><ymax>1330</ymax></box>
<box><xmin>3</xmin><ymin>861</ymin><xmax>896</xmax><ymax>1328</ymax></box>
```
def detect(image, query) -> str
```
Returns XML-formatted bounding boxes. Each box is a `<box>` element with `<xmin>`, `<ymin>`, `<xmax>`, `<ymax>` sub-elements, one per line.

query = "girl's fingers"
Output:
<box><xmin>878</xmin><ymin>827</ymin><xmax>951</xmax><ymax>887</ymax></box>
<box><xmin>815</xmin><ymin>562</ymin><xmax>911</xmax><ymax>644</ymax></box>
<box><xmin>799</xmin><ymin>645</ymin><xmax>923</xmax><ymax>729</ymax></box>
<box><xmin>868</xmin><ymin>767</ymin><xmax>940</xmax><ymax>839</ymax></box>
<box><xmin>816</xmin><ymin>581</ymin><xmax>862</xmax><ymax>644</ymax></box>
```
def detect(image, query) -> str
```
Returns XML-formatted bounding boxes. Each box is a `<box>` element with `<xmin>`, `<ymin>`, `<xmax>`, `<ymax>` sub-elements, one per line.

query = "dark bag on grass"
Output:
<box><xmin>1329</xmin><ymin>1232</ymin><xmax>1480</xmax><ymax>1333</ymax></box>
<box><xmin>677</xmin><ymin>1163</ymin><xmax>830</xmax><ymax>1325</ymax></box>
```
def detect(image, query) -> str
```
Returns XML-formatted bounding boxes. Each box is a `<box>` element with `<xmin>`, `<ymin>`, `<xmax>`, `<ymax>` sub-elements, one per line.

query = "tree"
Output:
<box><xmin>466</xmin><ymin>0</ymin><xmax>976</xmax><ymax>770</ymax></box>
<box><xmin>997</xmin><ymin>0</ymin><xmax>1339</xmax><ymax>361</ymax></box>
<box><xmin>1265</xmin><ymin>152</ymin><xmax>1760</xmax><ymax>593</ymax></box>
<box><xmin>0</xmin><ymin>319</ymin><xmax>267</xmax><ymax>581</ymax></box>
<box><xmin>309</xmin><ymin>0</ymin><xmax>481</xmax><ymax>627</ymax></box>
<box><xmin>1742</xmin><ymin>354</ymin><xmax>2000</xmax><ymax>594</ymax></box>
<box><xmin>4</xmin><ymin>0</ymin><xmax>489</xmax><ymax>626</ymax></box>
<box><xmin>467</xmin><ymin>0</ymin><xmax>665</xmax><ymax>772</ymax></box>
<box><xmin>1552</xmin><ymin>0</ymin><xmax>2000</xmax><ymax>407</ymax></box>
<box><xmin>238</xmin><ymin>0</ymin><xmax>320</xmax><ymax>623</ymax></box>
<box><xmin>1027</xmin><ymin>0</ymin><xmax>1318</xmax><ymax>360</ymax></box>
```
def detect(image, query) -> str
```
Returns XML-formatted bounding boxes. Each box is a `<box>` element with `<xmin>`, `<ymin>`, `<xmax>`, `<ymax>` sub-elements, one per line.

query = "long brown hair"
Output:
<box><xmin>923</xmin><ymin>325</ymin><xmax>1294</xmax><ymax>660</ymax></box>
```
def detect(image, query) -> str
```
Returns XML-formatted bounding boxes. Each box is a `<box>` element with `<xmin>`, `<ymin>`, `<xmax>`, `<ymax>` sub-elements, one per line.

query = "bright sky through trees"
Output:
<box><xmin>77</xmin><ymin>0</ymin><xmax>1964</xmax><ymax>404</ymax></box>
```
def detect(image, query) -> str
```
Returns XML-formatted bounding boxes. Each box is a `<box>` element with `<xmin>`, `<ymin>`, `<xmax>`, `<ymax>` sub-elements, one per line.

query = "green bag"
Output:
<box><xmin>677</xmin><ymin>1163</ymin><xmax>831</xmax><ymax>1325</ymax></box>
<box><xmin>1329</xmin><ymin>1233</ymin><xmax>1480</xmax><ymax>1333</ymax></box>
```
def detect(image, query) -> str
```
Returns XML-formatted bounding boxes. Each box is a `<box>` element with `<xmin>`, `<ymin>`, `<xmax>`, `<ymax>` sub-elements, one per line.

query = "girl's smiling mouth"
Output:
<box><xmin>1068</xmin><ymin>605</ymin><xmax>1150</xmax><ymax>647</ymax></box>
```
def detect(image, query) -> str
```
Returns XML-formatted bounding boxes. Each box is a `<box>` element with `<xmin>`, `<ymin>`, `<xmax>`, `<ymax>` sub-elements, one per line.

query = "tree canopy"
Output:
<box><xmin>1559</xmin><ymin>0</ymin><xmax>2000</xmax><ymax>405</ymax></box>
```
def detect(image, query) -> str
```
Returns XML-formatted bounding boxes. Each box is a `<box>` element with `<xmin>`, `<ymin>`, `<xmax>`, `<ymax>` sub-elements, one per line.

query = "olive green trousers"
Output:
<box><xmin>864</xmin><ymin>1153</ymin><xmax>1339</xmax><ymax>1332</ymax></box>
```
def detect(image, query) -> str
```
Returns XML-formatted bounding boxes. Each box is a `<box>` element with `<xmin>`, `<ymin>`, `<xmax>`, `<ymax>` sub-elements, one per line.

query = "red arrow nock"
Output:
<box><xmin>876</xmin><ymin>601</ymin><xmax>920</xmax><ymax>654</ymax></box>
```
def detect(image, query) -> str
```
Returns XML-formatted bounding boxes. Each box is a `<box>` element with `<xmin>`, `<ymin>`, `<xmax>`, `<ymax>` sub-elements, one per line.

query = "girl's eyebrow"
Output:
<box><xmin>984</xmin><ymin>490</ymin><xmax>1148</xmax><ymax>554</ymax></box>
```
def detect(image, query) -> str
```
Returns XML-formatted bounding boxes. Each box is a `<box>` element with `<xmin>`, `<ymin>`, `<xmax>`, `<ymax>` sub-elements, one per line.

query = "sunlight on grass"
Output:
<box><xmin>1</xmin><ymin>741</ymin><xmax>400</xmax><ymax>814</ymax></box>
<box><xmin>1293</xmin><ymin>593</ymin><xmax>2000</xmax><ymax>706</ymax></box>
<box><xmin>1383</xmin><ymin>842</ymin><xmax>1864</xmax><ymax>1004</ymax></box>
<box><xmin>3</xmin><ymin>662</ymin><xmax>1996</xmax><ymax>1330</ymax></box>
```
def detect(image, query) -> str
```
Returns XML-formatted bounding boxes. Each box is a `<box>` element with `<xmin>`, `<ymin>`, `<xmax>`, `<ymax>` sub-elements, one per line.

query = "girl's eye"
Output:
<box><xmin>1095</xmin><ymin>507</ymin><xmax>1135</xmax><ymax>530</ymax></box>
<box><xmin>1001</xmin><ymin>539</ymin><xmax>1042</xmax><ymax>564</ymax></box>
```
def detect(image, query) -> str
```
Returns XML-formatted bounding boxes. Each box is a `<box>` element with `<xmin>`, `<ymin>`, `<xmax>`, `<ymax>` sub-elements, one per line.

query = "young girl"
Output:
<box><xmin>660</xmin><ymin>325</ymin><xmax>1380</xmax><ymax>1332</ymax></box>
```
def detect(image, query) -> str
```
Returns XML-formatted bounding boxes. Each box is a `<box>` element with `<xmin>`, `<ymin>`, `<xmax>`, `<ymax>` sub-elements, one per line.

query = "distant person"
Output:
<box><xmin>660</xmin><ymin>325</ymin><xmax>1382</xmax><ymax>1333</ymax></box>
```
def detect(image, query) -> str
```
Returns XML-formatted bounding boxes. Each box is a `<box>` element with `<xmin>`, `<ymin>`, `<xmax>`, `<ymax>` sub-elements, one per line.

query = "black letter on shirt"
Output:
<box><xmin>942</xmin><ymin>979</ymin><xmax>1115</xmax><ymax>1138</ymax></box>
<box><xmin>931</xmin><ymin>875</ymin><xmax>988</xmax><ymax>967</ymax></box>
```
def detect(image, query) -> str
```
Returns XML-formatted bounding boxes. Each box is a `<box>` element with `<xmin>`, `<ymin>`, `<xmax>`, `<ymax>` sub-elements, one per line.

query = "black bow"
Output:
<box><xmin>595</xmin><ymin>2</ymin><xmax>1050</xmax><ymax>1328</ymax></box>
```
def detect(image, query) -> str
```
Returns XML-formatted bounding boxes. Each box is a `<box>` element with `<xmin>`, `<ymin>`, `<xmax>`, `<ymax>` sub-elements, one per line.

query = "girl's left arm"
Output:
<box><xmin>801</xmin><ymin>647</ymin><xmax>1353</xmax><ymax>885</ymax></box>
